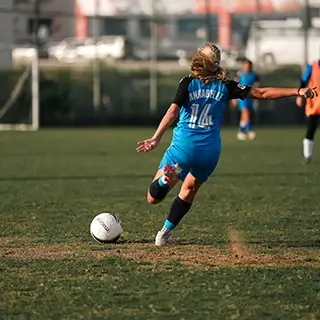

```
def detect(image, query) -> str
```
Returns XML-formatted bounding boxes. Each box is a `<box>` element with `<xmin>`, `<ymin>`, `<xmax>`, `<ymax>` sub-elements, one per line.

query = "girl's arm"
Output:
<box><xmin>151</xmin><ymin>104</ymin><xmax>180</xmax><ymax>141</ymax></box>
<box><xmin>136</xmin><ymin>103</ymin><xmax>180</xmax><ymax>153</ymax></box>
<box><xmin>248</xmin><ymin>87</ymin><xmax>317</xmax><ymax>100</ymax></box>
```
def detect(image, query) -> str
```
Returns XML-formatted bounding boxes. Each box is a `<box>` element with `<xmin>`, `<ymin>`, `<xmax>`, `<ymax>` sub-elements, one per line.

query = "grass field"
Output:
<box><xmin>1</xmin><ymin>128</ymin><xmax>320</xmax><ymax>320</ymax></box>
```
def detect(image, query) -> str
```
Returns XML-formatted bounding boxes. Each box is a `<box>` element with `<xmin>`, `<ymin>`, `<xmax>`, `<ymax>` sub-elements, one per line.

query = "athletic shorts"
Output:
<box><xmin>158</xmin><ymin>145</ymin><xmax>220</xmax><ymax>182</ymax></box>
<box><xmin>238</xmin><ymin>98</ymin><xmax>254</xmax><ymax>111</ymax></box>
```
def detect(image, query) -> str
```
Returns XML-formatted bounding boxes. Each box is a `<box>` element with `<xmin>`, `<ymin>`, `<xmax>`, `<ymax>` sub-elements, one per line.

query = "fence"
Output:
<box><xmin>0</xmin><ymin>2</ymin><xmax>315</xmax><ymax>128</ymax></box>
<box><xmin>0</xmin><ymin>48</ymin><xmax>306</xmax><ymax>128</ymax></box>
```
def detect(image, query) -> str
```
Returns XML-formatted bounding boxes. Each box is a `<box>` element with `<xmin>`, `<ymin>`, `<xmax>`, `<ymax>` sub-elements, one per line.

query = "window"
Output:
<box><xmin>103</xmin><ymin>18</ymin><xmax>126</xmax><ymax>36</ymax></box>
<box><xmin>139</xmin><ymin>19</ymin><xmax>151</xmax><ymax>37</ymax></box>
<box><xmin>28</xmin><ymin>18</ymin><xmax>52</xmax><ymax>36</ymax></box>
<box><xmin>139</xmin><ymin>18</ymin><xmax>168</xmax><ymax>38</ymax></box>
<box><xmin>177</xmin><ymin>16</ymin><xmax>218</xmax><ymax>41</ymax></box>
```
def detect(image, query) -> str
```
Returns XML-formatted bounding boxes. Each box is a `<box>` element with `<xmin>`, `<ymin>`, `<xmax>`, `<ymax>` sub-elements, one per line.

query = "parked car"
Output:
<box><xmin>12</xmin><ymin>40</ymin><xmax>49</xmax><ymax>62</ymax></box>
<box><xmin>47</xmin><ymin>38</ymin><xmax>94</xmax><ymax>62</ymax></box>
<box><xmin>75</xmin><ymin>36</ymin><xmax>126</xmax><ymax>61</ymax></box>
<box><xmin>245</xmin><ymin>17</ymin><xmax>320</xmax><ymax>68</ymax></box>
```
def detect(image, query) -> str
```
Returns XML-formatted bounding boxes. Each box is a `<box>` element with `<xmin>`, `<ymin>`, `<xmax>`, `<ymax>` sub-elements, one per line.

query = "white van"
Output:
<box><xmin>245</xmin><ymin>18</ymin><xmax>320</xmax><ymax>68</ymax></box>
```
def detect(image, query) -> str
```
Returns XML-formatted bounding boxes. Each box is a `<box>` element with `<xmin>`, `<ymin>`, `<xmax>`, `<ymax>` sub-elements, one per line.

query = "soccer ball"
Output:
<box><xmin>90</xmin><ymin>213</ymin><xmax>122</xmax><ymax>243</ymax></box>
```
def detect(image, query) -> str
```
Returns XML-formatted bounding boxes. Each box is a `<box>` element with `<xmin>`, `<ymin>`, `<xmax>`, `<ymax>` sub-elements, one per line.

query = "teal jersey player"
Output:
<box><xmin>233</xmin><ymin>59</ymin><xmax>260</xmax><ymax>140</ymax></box>
<box><xmin>160</xmin><ymin>76</ymin><xmax>249</xmax><ymax>182</ymax></box>
<box><xmin>136</xmin><ymin>43</ymin><xmax>318</xmax><ymax>246</ymax></box>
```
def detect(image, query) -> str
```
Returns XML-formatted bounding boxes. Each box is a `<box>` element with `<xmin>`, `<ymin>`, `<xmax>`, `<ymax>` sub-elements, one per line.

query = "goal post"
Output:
<box><xmin>0</xmin><ymin>47</ymin><xmax>39</xmax><ymax>131</ymax></box>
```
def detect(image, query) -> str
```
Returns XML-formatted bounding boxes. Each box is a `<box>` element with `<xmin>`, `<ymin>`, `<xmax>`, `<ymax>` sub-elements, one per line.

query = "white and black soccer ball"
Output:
<box><xmin>90</xmin><ymin>213</ymin><xmax>122</xmax><ymax>243</ymax></box>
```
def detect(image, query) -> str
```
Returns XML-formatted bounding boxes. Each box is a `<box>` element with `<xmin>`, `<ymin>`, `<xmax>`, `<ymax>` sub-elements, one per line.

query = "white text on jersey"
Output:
<box><xmin>189</xmin><ymin>89</ymin><xmax>224</xmax><ymax>102</ymax></box>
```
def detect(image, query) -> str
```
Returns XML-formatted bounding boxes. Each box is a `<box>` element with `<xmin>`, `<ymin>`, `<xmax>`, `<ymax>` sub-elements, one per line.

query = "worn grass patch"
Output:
<box><xmin>2</xmin><ymin>237</ymin><xmax>320</xmax><ymax>269</ymax></box>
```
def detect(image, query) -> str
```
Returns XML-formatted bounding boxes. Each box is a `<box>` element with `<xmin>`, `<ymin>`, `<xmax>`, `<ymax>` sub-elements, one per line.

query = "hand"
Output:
<box><xmin>296</xmin><ymin>96</ymin><xmax>304</xmax><ymax>107</ymax></box>
<box><xmin>231</xmin><ymin>99</ymin><xmax>237</xmax><ymax>108</ymax></box>
<box><xmin>136</xmin><ymin>137</ymin><xmax>160</xmax><ymax>153</ymax></box>
<box><xmin>299</xmin><ymin>87</ymin><xmax>318</xmax><ymax>99</ymax></box>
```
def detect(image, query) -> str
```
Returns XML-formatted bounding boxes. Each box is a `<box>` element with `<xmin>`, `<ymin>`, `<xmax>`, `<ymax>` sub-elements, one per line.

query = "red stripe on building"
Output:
<box><xmin>75</xmin><ymin>1</ymin><xmax>88</xmax><ymax>39</ymax></box>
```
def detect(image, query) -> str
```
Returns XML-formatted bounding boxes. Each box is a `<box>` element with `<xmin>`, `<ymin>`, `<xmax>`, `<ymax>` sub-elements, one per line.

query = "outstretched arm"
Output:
<box><xmin>248</xmin><ymin>87</ymin><xmax>298</xmax><ymax>99</ymax></box>
<box><xmin>136</xmin><ymin>104</ymin><xmax>179</xmax><ymax>153</ymax></box>
<box><xmin>137</xmin><ymin>76</ymin><xmax>191</xmax><ymax>153</ymax></box>
<box><xmin>248</xmin><ymin>87</ymin><xmax>317</xmax><ymax>100</ymax></box>
<box><xmin>151</xmin><ymin>104</ymin><xmax>180</xmax><ymax>141</ymax></box>
<box><xmin>226</xmin><ymin>80</ymin><xmax>317</xmax><ymax>101</ymax></box>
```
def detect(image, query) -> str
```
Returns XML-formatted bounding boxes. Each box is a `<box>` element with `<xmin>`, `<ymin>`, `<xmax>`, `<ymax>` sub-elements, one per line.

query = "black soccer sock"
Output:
<box><xmin>166</xmin><ymin>196</ymin><xmax>192</xmax><ymax>227</ymax></box>
<box><xmin>305</xmin><ymin>115</ymin><xmax>319</xmax><ymax>140</ymax></box>
<box><xmin>149</xmin><ymin>177</ymin><xmax>170</xmax><ymax>201</ymax></box>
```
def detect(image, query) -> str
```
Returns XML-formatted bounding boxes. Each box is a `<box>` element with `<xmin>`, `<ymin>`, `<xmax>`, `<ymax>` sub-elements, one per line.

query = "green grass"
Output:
<box><xmin>1</xmin><ymin>128</ymin><xmax>320</xmax><ymax>320</ymax></box>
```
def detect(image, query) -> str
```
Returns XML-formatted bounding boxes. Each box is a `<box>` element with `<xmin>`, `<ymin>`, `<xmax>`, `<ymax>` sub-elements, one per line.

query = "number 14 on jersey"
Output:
<box><xmin>189</xmin><ymin>104</ymin><xmax>213</xmax><ymax>129</ymax></box>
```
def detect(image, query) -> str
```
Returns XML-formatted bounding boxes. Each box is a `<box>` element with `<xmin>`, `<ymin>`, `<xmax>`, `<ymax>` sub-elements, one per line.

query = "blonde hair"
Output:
<box><xmin>190</xmin><ymin>43</ymin><xmax>227</xmax><ymax>83</ymax></box>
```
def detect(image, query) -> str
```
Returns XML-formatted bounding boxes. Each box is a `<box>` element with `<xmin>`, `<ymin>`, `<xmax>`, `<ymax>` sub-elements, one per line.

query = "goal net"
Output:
<box><xmin>0</xmin><ymin>47</ymin><xmax>39</xmax><ymax>131</ymax></box>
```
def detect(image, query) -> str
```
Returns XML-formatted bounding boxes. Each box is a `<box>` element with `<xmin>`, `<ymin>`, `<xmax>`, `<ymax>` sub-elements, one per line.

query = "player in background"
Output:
<box><xmin>232</xmin><ymin>59</ymin><xmax>260</xmax><ymax>140</ymax></box>
<box><xmin>137</xmin><ymin>43</ymin><xmax>317</xmax><ymax>246</ymax></box>
<box><xmin>296</xmin><ymin>58</ymin><xmax>320</xmax><ymax>163</ymax></box>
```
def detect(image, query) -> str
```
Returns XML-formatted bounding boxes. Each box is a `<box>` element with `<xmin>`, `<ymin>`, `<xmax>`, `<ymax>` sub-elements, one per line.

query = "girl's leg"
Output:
<box><xmin>155</xmin><ymin>173</ymin><xmax>203</xmax><ymax>246</ymax></box>
<box><xmin>237</xmin><ymin>108</ymin><xmax>249</xmax><ymax>140</ymax></box>
<box><xmin>246</xmin><ymin>108</ymin><xmax>256</xmax><ymax>140</ymax></box>
<box><xmin>303</xmin><ymin>114</ymin><xmax>319</xmax><ymax>163</ymax></box>
<box><xmin>147</xmin><ymin>165</ymin><xmax>180</xmax><ymax>204</ymax></box>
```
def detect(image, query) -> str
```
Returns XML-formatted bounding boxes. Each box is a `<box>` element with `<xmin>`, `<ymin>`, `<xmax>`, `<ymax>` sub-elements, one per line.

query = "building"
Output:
<box><xmin>75</xmin><ymin>0</ymin><xmax>304</xmax><ymax>47</ymax></box>
<box><xmin>13</xmin><ymin>0</ymin><xmax>75</xmax><ymax>44</ymax></box>
<box><xmin>7</xmin><ymin>0</ymin><xmax>320</xmax><ymax>48</ymax></box>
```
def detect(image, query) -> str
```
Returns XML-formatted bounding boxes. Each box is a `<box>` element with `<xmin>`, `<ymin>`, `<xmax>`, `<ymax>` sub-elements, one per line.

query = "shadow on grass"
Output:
<box><xmin>0</xmin><ymin>171</ymin><xmax>318</xmax><ymax>182</ymax></box>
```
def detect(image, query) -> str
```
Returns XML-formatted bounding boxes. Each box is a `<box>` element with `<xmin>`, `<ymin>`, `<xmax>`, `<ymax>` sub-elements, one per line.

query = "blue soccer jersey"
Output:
<box><xmin>158</xmin><ymin>76</ymin><xmax>251</xmax><ymax>182</ymax></box>
<box><xmin>238</xmin><ymin>71</ymin><xmax>259</xmax><ymax>87</ymax></box>
<box><xmin>236</xmin><ymin>71</ymin><xmax>259</xmax><ymax>109</ymax></box>
<box><xmin>171</xmin><ymin>76</ymin><xmax>251</xmax><ymax>152</ymax></box>
<box><xmin>158</xmin><ymin>77</ymin><xmax>251</xmax><ymax>182</ymax></box>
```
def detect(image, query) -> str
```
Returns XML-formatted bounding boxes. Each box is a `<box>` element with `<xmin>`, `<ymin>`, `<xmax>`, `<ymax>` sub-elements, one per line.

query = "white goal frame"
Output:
<box><xmin>0</xmin><ymin>48</ymin><xmax>39</xmax><ymax>131</ymax></box>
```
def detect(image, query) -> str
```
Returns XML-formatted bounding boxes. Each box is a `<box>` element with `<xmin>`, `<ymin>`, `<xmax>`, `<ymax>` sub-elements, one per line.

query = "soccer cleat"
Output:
<box><xmin>162</xmin><ymin>163</ymin><xmax>182</xmax><ymax>182</ymax></box>
<box><xmin>155</xmin><ymin>230</ymin><xmax>173</xmax><ymax>246</ymax></box>
<box><xmin>247</xmin><ymin>131</ymin><xmax>256</xmax><ymax>140</ymax></box>
<box><xmin>237</xmin><ymin>132</ymin><xmax>247</xmax><ymax>140</ymax></box>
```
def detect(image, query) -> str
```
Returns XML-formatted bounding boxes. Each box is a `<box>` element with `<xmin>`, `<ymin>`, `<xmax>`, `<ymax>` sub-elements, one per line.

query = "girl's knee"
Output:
<box><xmin>147</xmin><ymin>192</ymin><xmax>162</xmax><ymax>205</ymax></box>
<box><xmin>179</xmin><ymin>175</ymin><xmax>203</xmax><ymax>203</ymax></box>
<box><xmin>179</xmin><ymin>184</ymin><xmax>198</xmax><ymax>202</ymax></box>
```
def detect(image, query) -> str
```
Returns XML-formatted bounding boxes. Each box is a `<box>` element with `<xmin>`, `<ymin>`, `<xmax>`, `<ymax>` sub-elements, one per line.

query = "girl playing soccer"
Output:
<box><xmin>137</xmin><ymin>43</ymin><xmax>317</xmax><ymax>246</ymax></box>
<box><xmin>232</xmin><ymin>59</ymin><xmax>260</xmax><ymax>140</ymax></box>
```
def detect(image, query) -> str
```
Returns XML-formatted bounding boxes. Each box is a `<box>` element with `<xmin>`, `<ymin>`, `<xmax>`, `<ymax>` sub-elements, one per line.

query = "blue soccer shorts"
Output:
<box><xmin>238</xmin><ymin>98</ymin><xmax>254</xmax><ymax>111</ymax></box>
<box><xmin>158</xmin><ymin>146</ymin><xmax>220</xmax><ymax>182</ymax></box>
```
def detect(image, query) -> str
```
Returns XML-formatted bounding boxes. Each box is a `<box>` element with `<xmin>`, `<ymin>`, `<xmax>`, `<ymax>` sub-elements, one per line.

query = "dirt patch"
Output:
<box><xmin>1</xmin><ymin>244</ymin><xmax>77</xmax><ymax>259</ymax></box>
<box><xmin>1</xmin><ymin>236</ymin><xmax>320</xmax><ymax>268</ymax></box>
<box><xmin>0</xmin><ymin>237</ymin><xmax>80</xmax><ymax>260</ymax></box>
<box><xmin>0</xmin><ymin>236</ymin><xmax>30</xmax><ymax>246</ymax></box>
<box><xmin>91</xmin><ymin>243</ymin><xmax>320</xmax><ymax>268</ymax></box>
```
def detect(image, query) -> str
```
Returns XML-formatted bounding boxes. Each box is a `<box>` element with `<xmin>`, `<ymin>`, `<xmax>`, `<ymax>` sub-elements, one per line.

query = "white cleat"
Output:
<box><xmin>155</xmin><ymin>231</ymin><xmax>173</xmax><ymax>246</ymax></box>
<box><xmin>162</xmin><ymin>163</ymin><xmax>182</xmax><ymax>182</ymax></box>
<box><xmin>247</xmin><ymin>131</ymin><xmax>256</xmax><ymax>140</ymax></box>
<box><xmin>237</xmin><ymin>132</ymin><xmax>247</xmax><ymax>140</ymax></box>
